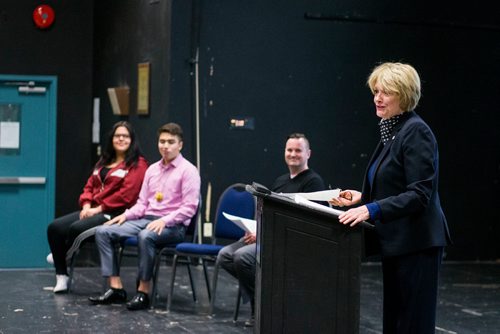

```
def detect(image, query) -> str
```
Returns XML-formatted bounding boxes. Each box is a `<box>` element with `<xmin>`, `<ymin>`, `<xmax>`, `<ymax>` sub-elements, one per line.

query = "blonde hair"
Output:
<box><xmin>367</xmin><ymin>62</ymin><xmax>421</xmax><ymax>112</ymax></box>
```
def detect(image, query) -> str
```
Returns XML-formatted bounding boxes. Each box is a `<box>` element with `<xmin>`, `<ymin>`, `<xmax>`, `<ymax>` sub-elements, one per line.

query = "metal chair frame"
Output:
<box><xmin>167</xmin><ymin>183</ymin><xmax>256</xmax><ymax>316</ymax></box>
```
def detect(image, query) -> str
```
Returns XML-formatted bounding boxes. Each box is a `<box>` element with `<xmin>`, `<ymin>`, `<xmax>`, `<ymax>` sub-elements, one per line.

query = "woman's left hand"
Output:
<box><xmin>80</xmin><ymin>206</ymin><xmax>102</xmax><ymax>219</ymax></box>
<box><xmin>338</xmin><ymin>205</ymin><xmax>369</xmax><ymax>227</ymax></box>
<box><xmin>329</xmin><ymin>190</ymin><xmax>361</xmax><ymax>207</ymax></box>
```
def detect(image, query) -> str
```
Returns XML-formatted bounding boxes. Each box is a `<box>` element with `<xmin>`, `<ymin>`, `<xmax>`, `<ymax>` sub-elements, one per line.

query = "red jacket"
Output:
<box><xmin>78</xmin><ymin>157</ymin><xmax>148</xmax><ymax>213</ymax></box>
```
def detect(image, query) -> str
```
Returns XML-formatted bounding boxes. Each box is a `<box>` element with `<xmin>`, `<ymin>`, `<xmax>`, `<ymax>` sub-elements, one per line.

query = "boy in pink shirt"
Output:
<box><xmin>89</xmin><ymin>123</ymin><xmax>200</xmax><ymax>310</ymax></box>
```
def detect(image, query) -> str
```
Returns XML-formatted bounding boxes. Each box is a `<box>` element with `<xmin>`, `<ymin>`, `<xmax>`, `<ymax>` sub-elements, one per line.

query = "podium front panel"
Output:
<box><xmin>255</xmin><ymin>195</ymin><xmax>361</xmax><ymax>334</ymax></box>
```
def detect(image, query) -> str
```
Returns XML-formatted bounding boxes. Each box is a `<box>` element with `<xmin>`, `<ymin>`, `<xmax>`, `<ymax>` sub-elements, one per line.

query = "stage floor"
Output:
<box><xmin>0</xmin><ymin>261</ymin><xmax>499</xmax><ymax>333</ymax></box>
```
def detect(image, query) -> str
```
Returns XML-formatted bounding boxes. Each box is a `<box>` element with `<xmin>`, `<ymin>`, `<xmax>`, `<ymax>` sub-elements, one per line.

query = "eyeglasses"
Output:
<box><xmin>113</xmin><ymin>134</ymin><xmax>130</xmax><ymax>139</ymax></box>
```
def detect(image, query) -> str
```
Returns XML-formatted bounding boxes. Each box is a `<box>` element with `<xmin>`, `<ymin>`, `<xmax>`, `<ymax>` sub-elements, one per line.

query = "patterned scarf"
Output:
<box><xmin>379</xmin><ymin>114</ymin><xmax>402</xmax><ymax>144</ymax></box>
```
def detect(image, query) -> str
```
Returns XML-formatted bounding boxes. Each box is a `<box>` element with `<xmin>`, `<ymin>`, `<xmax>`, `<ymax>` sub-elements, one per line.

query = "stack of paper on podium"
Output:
<box><xmin>284</xmin><ymin>189</ymin><xmax>340</xmax><ymax>201</ymax></box>
<box><xmin>222</xmin><ymin>212</ymin><xmax>257</xmax><ymax>234</ymax></box>
<box><xmin>276</xmin><ymin>189</ymin><xmax>345</xmax><ymax>217</ymax></box>
<box><xmin>224</xmin><ymin>189</ymin><xmax>345</xmax><ymax>233</ymax></box>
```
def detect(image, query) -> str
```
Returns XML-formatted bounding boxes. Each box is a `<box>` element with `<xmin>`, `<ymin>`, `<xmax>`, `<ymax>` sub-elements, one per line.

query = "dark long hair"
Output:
<box><xmin>96</xmin><ymin>121</ymin><xmax>143</xmax><ymax>168</ymax></box>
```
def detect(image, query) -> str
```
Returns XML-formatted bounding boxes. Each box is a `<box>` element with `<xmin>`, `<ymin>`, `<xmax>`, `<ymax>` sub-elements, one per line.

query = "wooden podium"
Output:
<box><xmin>248</xmin><ymin>186</ymin><xmax>364</xmax><ymax>334</ymax></box>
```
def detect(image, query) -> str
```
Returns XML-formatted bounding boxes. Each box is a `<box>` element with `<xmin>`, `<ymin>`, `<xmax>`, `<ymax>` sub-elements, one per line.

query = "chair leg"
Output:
<box><xmin>150</xmin><ymin>252</ymin><xmax>162</xmax><ymax>308</ymax></box>
<box><xmin>185</xmin><ymin>260</ymin><xmax>197</xmax><ymax>302</ymax></box>
<box><xmin>233</xmin><ymin>286</ymin><xmax>242</xmax><ymax>322</ymax></box>
<box><xmin>67</xmin><ymin>254</ymin><xmax>76</xmax><ymax>293</ymax></box>
<box><xmin>167</xmin><ymin>254</ymin><xmax>179</xmax><ymax>312</ymax></box>
<box><xmin>209</xmin><ymin>260</ymin><xmax>220</xmax><ymax>315</ymax></box>
<box><xmin>201</xmin><ymin>259</ymin><xmax>211</xmax><ymax>301</ymax></box>
<box><xmin>117</xmin><ymin>246</ymin><xmax>124</xmax><ymax>268</ymax></box>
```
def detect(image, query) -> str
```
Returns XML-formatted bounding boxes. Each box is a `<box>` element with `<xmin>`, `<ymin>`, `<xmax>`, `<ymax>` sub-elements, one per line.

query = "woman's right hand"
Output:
<box><xmin>329</xmin><ymin>190</ymin><xmax>362</xmax><ymax>207</ymax></box>
<box><xmin>80</xmin><ymin>206</ymin><xmax>102</xmax><ymax>219</ymax></box>
<box><xmin>79</xmin><ymin>204</ymin><xmax>92</xmax><ymax>219</ymax></box>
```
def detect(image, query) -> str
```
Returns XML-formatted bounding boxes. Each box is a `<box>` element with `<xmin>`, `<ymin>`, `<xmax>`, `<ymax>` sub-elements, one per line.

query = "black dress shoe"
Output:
<box><xmin>88</xmin><ymin>288</ymin><xmax>127</xmax><ymax>304</ymax></box>
<box><xmin>126</xmin><ymin>291</ymin><xmax>150</xmax><ymax>310</ymax></box>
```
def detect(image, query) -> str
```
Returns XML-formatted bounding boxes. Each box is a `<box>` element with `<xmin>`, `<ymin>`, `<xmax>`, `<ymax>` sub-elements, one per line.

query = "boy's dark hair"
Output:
<box><xmin>158</xmin><ymin>122</ymin><xmax>183</xmax><ymax>141</ymax></box>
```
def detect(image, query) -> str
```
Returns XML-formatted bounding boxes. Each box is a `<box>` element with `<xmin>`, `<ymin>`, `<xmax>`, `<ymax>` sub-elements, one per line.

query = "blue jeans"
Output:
<box><xmin>95</xmin><ymin>217</ymin><xmax>186</xmax><ymax>281</ymax></box>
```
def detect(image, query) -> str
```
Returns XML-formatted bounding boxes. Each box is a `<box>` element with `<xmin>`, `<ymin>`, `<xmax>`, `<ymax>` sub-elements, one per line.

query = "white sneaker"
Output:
<box><xmin>54</xmin><ymin>275</ymin><xmax>69</xmax><ymax>293</ymax></box>
<box><xmin>46</xmin><ymin>253</ymin><xmax>54</xmax><ymax>265</ymax></box>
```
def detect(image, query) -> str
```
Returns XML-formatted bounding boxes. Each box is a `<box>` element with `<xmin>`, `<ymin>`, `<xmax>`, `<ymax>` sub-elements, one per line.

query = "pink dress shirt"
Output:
<box><xmin>124</xmin><ymin>154</ymin><xmax>200</xmax><ymax>227</ymax></box>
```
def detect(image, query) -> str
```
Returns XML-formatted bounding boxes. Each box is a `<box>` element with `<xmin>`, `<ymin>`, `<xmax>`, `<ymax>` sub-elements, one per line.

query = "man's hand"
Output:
<box><xmin>105</xmin><ymin>213</ymin><xmax>127</xmax><ymax>226</ymax></box>
<box><xmin>146</xmin><ymin>219</ymin><xmax>166</xmax><ymax>235</ymax></box>
<box><xmin>243</xmin><ymin>232</ymin><xmax>256</xmax><ymax>244</ymax></box>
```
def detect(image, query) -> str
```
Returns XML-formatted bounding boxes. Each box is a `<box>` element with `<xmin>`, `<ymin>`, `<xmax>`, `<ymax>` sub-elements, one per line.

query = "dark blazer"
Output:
<box><xmin>362</xmin><ymin>111</ymin><xmax>451</xmax><ymax>257</ymax></box>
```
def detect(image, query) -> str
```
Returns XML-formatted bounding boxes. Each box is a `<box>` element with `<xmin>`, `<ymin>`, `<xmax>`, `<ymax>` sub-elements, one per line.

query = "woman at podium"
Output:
<box><xmin>330</xmin><ymin>62</ymin><xmax>451</xmax><ymax>334</ymax></box>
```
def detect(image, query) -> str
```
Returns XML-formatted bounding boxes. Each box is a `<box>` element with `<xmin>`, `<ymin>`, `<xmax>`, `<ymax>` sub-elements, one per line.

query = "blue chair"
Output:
<box><xmin>117</xmin><ymin>199</ymin><xmax>202</xmax><ymax>307</ymax></box>
<box><xmin>167</xmin><ymin>183</ymin><xmax>256</xmax><ymax>315</ymax></box>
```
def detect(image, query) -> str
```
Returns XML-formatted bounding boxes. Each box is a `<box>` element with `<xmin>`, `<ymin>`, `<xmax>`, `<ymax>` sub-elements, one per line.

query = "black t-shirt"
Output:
<box><xmin>271</xmin><ymin>169</ymin><xmax>326</xmax><ymax>193</ymax></box>
<box><xmin>99</xmin><ymin>166</ymin><xmax>111</xmax><ymax>182</ymax></box>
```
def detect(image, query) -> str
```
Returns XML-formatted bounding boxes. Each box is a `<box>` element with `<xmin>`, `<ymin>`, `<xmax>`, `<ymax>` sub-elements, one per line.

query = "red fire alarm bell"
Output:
<box><xmin>33</xmin><ymin>5</ymin><xmax>55</xmax><ymax>29</ymax></box>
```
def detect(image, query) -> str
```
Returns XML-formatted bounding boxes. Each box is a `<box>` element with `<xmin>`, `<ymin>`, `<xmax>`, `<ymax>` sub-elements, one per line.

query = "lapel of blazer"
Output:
<box><xmin>362</xmin><ymin>112</ymin><xmax>415</xmax><ymax>201</ymax></box>
<box><xmin>362</xmin><ymin>142</ymin><xmax>383</xmax><ymax>202</ymax></box>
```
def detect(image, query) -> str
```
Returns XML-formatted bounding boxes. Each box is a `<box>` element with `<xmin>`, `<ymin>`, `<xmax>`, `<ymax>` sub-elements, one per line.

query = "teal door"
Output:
<box><xmin>0</xmin><ymin>75</ymin><xmax>57</xmax><ymax>268</ymax></box>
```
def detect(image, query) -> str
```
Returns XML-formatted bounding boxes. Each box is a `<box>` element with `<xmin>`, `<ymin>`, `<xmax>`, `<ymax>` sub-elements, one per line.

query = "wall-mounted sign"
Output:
<box><xmin>137</xmin><ymin>62</ymin><xmax>150</xmax><ymax>115</ymax></box>
<box><xmin>0</xmin><ymin>104</ymin><xmax>21</xmax><ymax>154</ymax></box>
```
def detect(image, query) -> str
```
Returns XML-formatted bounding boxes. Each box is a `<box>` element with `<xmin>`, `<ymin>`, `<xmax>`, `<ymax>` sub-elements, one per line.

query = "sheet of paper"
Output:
<box><xmin>0</xmin><ymin>122</ymin><xmax>20</xmax><ymax>149</ymax></box>
<box><xmin>293</xmin><ymin>195</ymin><xmax>344</xmax><ymax>217</ymax></box>
<box><xmin>222</xmin><ymin>212</ymin><xmax>257</xmax><ymax>234</ymax></box>
<box><xmin>280</xmin><ymin>189</ymin><xmax>340</xmax><ymax>201</ymax></box>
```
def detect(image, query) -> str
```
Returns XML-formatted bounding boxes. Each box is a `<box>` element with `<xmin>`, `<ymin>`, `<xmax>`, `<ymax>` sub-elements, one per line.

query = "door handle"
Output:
<box><xmin>0</xmin><ymin>177</ymin><xmax>46</xmax><ymax>184</ymax></box>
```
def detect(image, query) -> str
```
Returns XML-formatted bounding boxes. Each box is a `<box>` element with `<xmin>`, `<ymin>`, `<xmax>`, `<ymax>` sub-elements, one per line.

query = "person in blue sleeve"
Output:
<box><xmin>330</xmin><ymin>62</ymin><xmax>451</xmax><ymax>334</ymax></box>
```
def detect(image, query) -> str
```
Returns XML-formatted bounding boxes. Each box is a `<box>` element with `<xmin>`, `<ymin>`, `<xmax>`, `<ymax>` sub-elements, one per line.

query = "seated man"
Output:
<box><xmin>217</xmin><ymin>133</ymin><xmax>326</xmax><ymax>325</ymax></box>
<box><xmin>89</xmin><ymin>122</ymin><xmax>201</xmax><ymax>311</ymax></box>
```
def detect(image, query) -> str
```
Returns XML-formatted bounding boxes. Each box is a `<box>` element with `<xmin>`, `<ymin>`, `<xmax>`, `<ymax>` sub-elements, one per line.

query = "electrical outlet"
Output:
<box><xmin>203</xmin><ymin>222</ymin><xmax>213</xmax><ymax>237</ymax></box>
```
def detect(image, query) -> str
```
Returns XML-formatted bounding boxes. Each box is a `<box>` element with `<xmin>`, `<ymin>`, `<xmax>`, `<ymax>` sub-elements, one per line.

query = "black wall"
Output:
<box><xmin>92</xmin><ymin>0</ymin><xmax>201</xmax><ymax>165</ymax></box>
<box><xmin>0</xmin><ymin>1</ymin><xmax>94</xmax><ymax>216</ymax></box>
<box><xmin>189</xmin><ymin>0</ymin><xmax>500</xmax><ymax>260</ymax></box>
<box><xmin>2</xmin><ymin>0</ymin><xmax>499</xmax><ymax>260</ymax></box>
